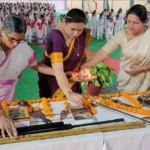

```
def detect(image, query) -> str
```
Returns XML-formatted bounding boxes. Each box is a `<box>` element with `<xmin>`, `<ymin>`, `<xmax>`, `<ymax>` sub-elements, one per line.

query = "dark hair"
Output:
<box><xmin>65</xmin><ymin>8</ymin><xmax>87</xmax><ymax>24</ymax></box>
<box><xmin>126</xmin><ymin>4</ymin><xmax>148</xmax><ymax>22</ymax></box>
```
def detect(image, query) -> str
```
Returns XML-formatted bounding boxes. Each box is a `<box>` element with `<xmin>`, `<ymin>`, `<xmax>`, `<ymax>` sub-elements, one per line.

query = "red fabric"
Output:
<box><xmin>31</xmin><ymin>17</ymin><xmax>37</xmax><ymax>28</ymax></box>
<box><xmin>42</xmin><ymin>18</ymin><xmax>46</xmax><ymax>24</ymax></box>
<box><xmin>49</xmin><ymin>17</ymin><xmax>54</xmax><ymax>25</ymax></box>
<box><xmin>38</xmin><ymin>23</ymin><xmax>44</xmax><ymax>30</ymax></box>
<box><xmin>46</xmin><ymin>10</ymin><xmax>51</xmax><ymax>17</ymax></box>
<box><xmin>26</xmin><ymin>19</ymin><xmax>31</xmax><ymax>27</ymax></box>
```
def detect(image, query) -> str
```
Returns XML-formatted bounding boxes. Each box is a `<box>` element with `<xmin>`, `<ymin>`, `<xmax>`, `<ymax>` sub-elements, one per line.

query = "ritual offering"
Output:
<box><xmin>137</xmin><ymin>94</ymin><xmax>150</xmax><ymax>106</ymax></box>
<box><xmin>9</xmin><ymin>107</ymin><xmax>30</xmax><ymax>127</ymax></box>
<box><xmin>0</xmin><ymin>91</ymin><xmax>149</xmax><ymax>145</ymax></box>
<box><xmin>70</xmin><ymin>106</ymin><xmax>96</xmax><ymax>124</ymax></box>
<box><xmin>60</xmin><ymin>103</ymin><xmax>70</xmax><ymax>120</ymax></box>
<box><xmin>70</xmin><ymin>69</ymin><xmax>96</xmax><ymax>82</ymax></box>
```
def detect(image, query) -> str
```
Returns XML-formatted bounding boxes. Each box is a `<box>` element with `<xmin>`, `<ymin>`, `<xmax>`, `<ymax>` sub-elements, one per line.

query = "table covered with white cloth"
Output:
<box><xmin>0</xmin><ymin>96</ymin><xmax>150</xmax><ymax>150</ymax></box>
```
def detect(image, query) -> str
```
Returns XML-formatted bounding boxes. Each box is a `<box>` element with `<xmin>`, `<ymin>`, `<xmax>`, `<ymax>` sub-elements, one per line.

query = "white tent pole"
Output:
<box><xmin>64</xmin><ymin>0</ymin><xmax>67</xmax><ymax>10</ymax></box>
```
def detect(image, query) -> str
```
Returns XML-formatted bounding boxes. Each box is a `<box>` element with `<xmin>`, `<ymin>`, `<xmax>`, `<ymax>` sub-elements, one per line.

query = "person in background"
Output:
<box><xmin>60</xmin><ymin>14</ymin><xmax>66</xmax><ymax>24</ymax></box>
<box><xmin>38</xmin><ymin>8</ymin><xmax>92</xmax><ymax>107</ymax></box>
<box><xmin>81</xmin><ymin>4</ymin><xmax>150</xmax><ymax>93</ymax></box>
<box><xmin>97</xmin><ymin>13</ymin><xmax>104</xmax><ymax>40</ymax></box>
<box><xmin>85</xmin><ymin>11</ymin><xmax>90</xmax><ymax>28</ymax></box>
<box><xmin>106</xmin><ymin>17</ymin><xmax>114</xmax><ymax>41</ymax></box>
<box><xmin>0</xmin><ymin>15</ymin><xmax>54</xmax><ymax>139</ymax></box>
<box><xmin>24</xmin><ymin>13</ymin><xmax>32</xmax><ymax>43</ymax></box>
<box><xmin>31</xmin><ymin>13</ymin><xmax>38</xmax><ymax>42</ymax></box>
<box><xmin>90</xmin><ymin>10</ymin><xmax>97</xmax><ymax>37</ymax></box>
<box><xmin>114</xmin><ymin>14</ymin><xmax>120</xmax><ymax>35</ymax></box>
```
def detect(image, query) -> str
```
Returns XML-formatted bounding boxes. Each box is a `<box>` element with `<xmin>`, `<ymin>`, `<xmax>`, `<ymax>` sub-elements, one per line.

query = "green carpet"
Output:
<box><xmin>16</xmin><ymin>38</ymin><xmax>120</xmax><ymax>100</ymax></box>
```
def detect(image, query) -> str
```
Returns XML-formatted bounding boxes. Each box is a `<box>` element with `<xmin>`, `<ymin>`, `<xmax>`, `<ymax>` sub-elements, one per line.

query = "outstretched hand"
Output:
<box><xmin>0</xmin><ymin>110</ymin><xmax>18</xmax><ymax>139</ymax></box>
<box><xmin>68</xmin><ymin>93</ymin><xmax>83</xmax><ymax>107</ymax></box>
<box><xmin>78</xmin><ymin>63</ymin><xmax>91</xmax><ymax>80</ymax></box>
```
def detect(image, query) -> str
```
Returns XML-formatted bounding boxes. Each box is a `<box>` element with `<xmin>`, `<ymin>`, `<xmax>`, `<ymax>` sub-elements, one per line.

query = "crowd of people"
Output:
<box><xmin>0</xmin><ymin>2</ymin><xmax>57</xmax><ymax>44</ymax></box>
<box><xmin>88</xmin><ymin>8</ymin><xmax>150</xmax><ymax>41</ymax></box>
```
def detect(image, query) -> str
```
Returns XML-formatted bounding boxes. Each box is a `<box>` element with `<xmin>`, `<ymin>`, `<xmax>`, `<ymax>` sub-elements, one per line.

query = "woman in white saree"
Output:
<box><xmin>0</xmin><ymin>15</ymin><xmax>54</xmax><ymax>139</ymax></box>
<box><xmin>81</xmin><ymin>4</ymin><xmax>150</xmax><ymax>92</ymax></box>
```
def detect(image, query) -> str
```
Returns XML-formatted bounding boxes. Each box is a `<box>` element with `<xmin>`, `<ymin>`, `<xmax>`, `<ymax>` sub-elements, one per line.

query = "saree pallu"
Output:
<box><xmin>38</xmin><ymin>29</ymin><xmax>92</xmax><ymax>98</ymax></box>
<box><xmin>117</xmin><ymin>28</ymin><xmax>150</xmax><ymax>92</ymax></box>
<box><xmin>0</xmin><ymin>43</ymin><xmax>36</xmax><ymax>101</ymax></box>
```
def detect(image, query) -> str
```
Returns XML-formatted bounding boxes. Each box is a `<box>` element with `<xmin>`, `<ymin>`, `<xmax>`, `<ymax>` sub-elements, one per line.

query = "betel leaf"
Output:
<box><xmin>94</xmin><ymin>80</ymin><xmax>100</xmax><ymax>87</ymax></box>
<box><xmin>97</xmin><ymin>72</ymin><xmax>102</xmax><ymax>78</ymax></box>
<box><xmin>91</xmin><ymin>66</ymin><xmax>97</xmax><ymax>74</ymax></box>
<box><xmin>90</xmin><ymin>62</ymin><xmax>113</xmax><ymax>87</ymax></box>
<box><xmin>108</xmin><ymin>76</ymin><xmax>112</xmax><ymax>83</ymax></box>
<box><xmin>100</xmin><ymin>74</ymin><xmax>105</xmax><ymax>83</ymax></box>
<box><xmin>102</xmin><ymin>69</ymin><xmax>109</xmax><ymax>76</ymax></box>
<box><xmin>96</xmin><ymin>62</ymin><xmax>105</xmax><ymax>69</ymax></box>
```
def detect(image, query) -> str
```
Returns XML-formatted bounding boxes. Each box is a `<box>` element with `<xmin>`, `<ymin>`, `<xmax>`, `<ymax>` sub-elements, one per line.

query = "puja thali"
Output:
<box><xmin>137</xmin><ymin>94</ymin><xmax>150</xmax><ymax>107</ymax></box>
<box><xmin>69</xmin><ymin>70</ymin><xmax>96</xmax><ymax>82</ymax></box>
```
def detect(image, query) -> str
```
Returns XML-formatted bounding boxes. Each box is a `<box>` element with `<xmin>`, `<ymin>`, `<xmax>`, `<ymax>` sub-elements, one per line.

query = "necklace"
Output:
<box><xmin>73</xmin><ymin>38</ymin><xmax>80</xmax><ymax>57</ymax></box>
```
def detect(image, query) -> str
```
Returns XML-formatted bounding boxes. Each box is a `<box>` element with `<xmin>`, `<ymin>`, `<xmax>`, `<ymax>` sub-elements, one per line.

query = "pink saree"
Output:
<box><xmin>0</xmin><ymin>43</ymin><xmax>36</xmax><ymax>101</ymax></box>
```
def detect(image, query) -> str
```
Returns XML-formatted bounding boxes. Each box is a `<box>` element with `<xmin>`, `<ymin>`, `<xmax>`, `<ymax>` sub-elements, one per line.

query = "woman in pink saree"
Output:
<box><xmin>81</xmin><ymin>5</ymin><xmax>150</xmax><ymax>92</ymax></box>
<box><xmin>0</xmin><ymin>15</ymin><xmax>54</xmax><ymax>139</ymax></box>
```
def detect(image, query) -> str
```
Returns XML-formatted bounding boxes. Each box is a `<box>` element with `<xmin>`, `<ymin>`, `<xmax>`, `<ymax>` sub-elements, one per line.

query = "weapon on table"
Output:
<box><xmin>92</xmin><ymin>101</ymin><xmax>150</xmax><ymax>124</ymax></box>
<box><xmin>0</xmin><ymin>121</ymin><xmax>145</xmax><ymax>145</ymax></box>
<box><xmin>18</xmin><ymin>118</ymin><xmax>124</xmax><ymax>135</ymax></box>
<box><xmin>60</xmin><ymin>103</ymin><xmax>70</xmax><ymax>120</ymax></box>
<box><xmin>0</xmin><ymin>118</ymin><xmax>124</xmax><ymax>136</ymax></box>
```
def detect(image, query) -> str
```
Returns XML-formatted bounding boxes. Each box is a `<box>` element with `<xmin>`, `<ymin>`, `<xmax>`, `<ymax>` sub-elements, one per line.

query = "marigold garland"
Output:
<box><xmin>33</xmin><ymin>106</ymin><xmax>41</xmax><ymax>112</ymax></box>
<box><xmin>121</xmin><ymin>92</ymin><xmax>142</xmax><ymax>108</ymax></box>
<box><xmin>3</xmin><ymin>90</ymin><xmax>150</xmax><ymax>117</ymax></box>
<box><xmin>83</xmin><ymin>96</ymin><xmax>97</xmax><ymax>115</ymax></box>
<box><xmin>99</xmin><ymin>99</ymin><xmax>150</xmax><ymax>115</ymax></box>
<box><xmin>64</xmin><ymin>100</ymin><xmax>69</xmax><ymax>105</ymax></box>
<box><xmin>0</xmin><ymin>101</ymin><xmax>8</xmax><ymax>115</ymax></box>
<box><xmin>27</xmin><ymin>107</ymin><xmax>33</xmax><ymax>113</ymax></box>
<box><xmin>41</xmin><ymin>97</ymin><xmax>54</xmax><ymax>118</ymax></box>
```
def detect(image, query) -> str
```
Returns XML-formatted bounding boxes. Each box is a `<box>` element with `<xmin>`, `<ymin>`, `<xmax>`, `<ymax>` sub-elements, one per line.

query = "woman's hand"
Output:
<box><xmin>80</xmin><ymin>63</ymin><xmax>91</xmax><ymax>70</ymax></box>
<box><xmin>125</xmin><ymin>65</ymin><xmax>146</xmax><ymax>76</ymax></box>
<box><xmin>78</xmin><ymin>63</ymin><xmax>91</xmax><ymax>80</ymax></box>
<box><xmin>68</xmin><ymin>92</ymin><xmax>83</xmax><ymax>107</ymax></box>
<box><xmin>0</xmin><ymin>110</ymin><xmax>18</xmax><ymax>139</ymax></box>
<box><xmin>65</xmin><ymin>71</ymin><xmax>74</xmax><ymax>77</ymax></box>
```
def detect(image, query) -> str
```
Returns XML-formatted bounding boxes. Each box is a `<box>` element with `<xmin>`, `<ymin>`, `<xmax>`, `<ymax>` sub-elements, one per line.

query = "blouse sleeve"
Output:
<box><xmin>102</xmin><ymin>31</ymin><xmax>123</xmax><ymax>54</ymax></box>
<box><xmin>46</xmin><ymin>30</ymin><xmax>64</xmax><ymax>63</ymax></box>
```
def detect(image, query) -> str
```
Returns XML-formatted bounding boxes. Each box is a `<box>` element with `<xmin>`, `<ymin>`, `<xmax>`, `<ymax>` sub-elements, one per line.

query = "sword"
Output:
<box><xmin>90</xmin><ymin>100</ymin><xmax>150</xmax><ymax>125</ymax></box>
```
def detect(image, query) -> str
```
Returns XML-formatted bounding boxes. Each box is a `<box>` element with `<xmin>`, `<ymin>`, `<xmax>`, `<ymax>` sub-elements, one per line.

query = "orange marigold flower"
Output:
<box><xmin>33</xmin><ymin>106</ymin><xmax>40</xmax><ymax>112</ymax></box>
<box><xmin>27</xmin><ymin>107</ymin><xmax>33</xmax><ymax>113</ymax></box>
<box><xmin>64</xmin><ymin>101</ymin><xmax>69</xmax><ymax>105</ymax></box>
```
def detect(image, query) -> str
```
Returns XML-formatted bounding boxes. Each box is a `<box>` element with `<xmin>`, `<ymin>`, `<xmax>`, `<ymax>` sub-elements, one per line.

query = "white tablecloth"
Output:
<box><xmin>1</xmin><ymin>98</ymin><xmax>150</xmax><ymax>150</ymax></box>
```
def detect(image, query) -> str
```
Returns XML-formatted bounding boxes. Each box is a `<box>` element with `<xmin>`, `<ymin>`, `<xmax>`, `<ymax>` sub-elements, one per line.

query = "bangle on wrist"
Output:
<box><xmin>66</xmin><ymin>91</ymin><xmax>73</xmax><ymax>98</ymax></box>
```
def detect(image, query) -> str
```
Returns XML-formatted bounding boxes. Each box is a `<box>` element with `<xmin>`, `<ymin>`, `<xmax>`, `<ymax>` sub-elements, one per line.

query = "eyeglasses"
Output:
<box><xmin>3</xmin><ymin>30</ymin><xmax>25</xmax><ymax>44</ymax></box>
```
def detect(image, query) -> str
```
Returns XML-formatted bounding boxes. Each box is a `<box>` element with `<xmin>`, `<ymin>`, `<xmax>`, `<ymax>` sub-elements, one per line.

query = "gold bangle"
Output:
<box><xmin>66</xmin><ymin>91</ymin><xmax>73</xmax><ymax>98</ymax></box>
